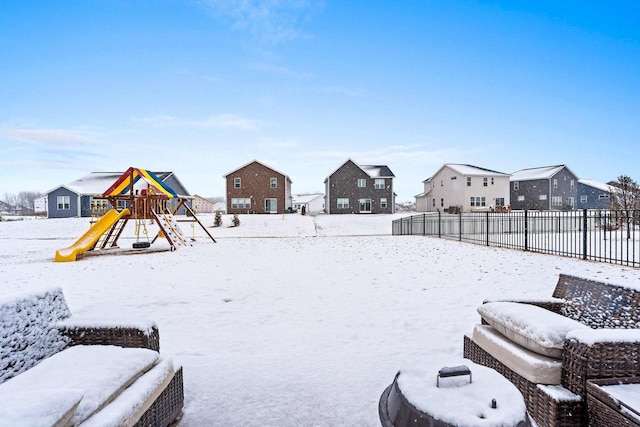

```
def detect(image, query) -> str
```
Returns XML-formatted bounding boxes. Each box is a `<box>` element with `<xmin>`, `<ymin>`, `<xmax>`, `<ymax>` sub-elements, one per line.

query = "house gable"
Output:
<box><xmin>510</xmin><ymin>165</ymin><xmax>578</xmax><ymax>211</ymax></box>
<box><xmin>325</xmin><ymin>159</ymin><xmax>394</xmax><ymax>214</ymax></box>
<box><xmin>224</xmin><ymin>160</ymin><xmax>292</xmax><ymax>214</ymax></box>
<box><xmin>416</xmin><ymin>164</ymin><xmax>510</xmax><ymax>213</ymax></box>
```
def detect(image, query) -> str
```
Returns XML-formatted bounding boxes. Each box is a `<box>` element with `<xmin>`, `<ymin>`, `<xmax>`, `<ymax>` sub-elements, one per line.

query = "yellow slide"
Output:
<box><xmin>54</xmin><ymin>208</ymin><xmax>130</xmax><ymax>262</ymax></box>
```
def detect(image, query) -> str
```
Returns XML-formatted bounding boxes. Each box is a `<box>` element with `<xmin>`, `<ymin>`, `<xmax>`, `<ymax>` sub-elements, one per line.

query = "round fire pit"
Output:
<box><xmin>379</xmin><ymin>358</ymin><xmax>531</xmax><ymax>427</ymax></box>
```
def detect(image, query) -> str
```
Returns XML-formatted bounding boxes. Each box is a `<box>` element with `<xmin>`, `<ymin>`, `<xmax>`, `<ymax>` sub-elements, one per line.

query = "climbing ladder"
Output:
<box><xmin>92</xmin><ymin>217</ymin><xmax>129</xmax><ymax>250</ymax></box>
<box><xmin>151</xmin><ymin>208</ymin><xmax>186</xmax><ymax>250</ymax></box>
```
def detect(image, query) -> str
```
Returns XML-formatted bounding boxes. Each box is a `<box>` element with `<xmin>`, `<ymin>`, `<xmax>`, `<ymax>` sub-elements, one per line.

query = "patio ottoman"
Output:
<box><xmin>379</xmin><ymin>358</ymin><xmax>531</xmax><ymax>427</ymax></box>
<box><xmin>587</xmin><ymin>377</ymin><xmax>640</xmax><ymax>426</ymax></box>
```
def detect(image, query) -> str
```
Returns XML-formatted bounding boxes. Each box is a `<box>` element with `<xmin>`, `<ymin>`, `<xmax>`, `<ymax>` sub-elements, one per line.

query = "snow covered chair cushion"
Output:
<box><xmin>478</xmin><ymin>301</ymin><xmax>589</xmax><ymax>358</ymax></box>
<box><xmin>472</xmin><ymin>325</ymin><xmax>563</xmax><ymax>384</ymax></box>
<box><xmin>0</xmin><ymin>389</ymin><xmax>82</xmax><ymax>427</ymax></box>
<box><xmin>0</xmin><ymin>345</ymin><xmax>159</xmax><ymax>425</ymax></box>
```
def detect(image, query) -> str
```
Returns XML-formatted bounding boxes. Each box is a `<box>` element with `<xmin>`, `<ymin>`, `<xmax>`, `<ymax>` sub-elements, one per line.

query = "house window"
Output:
<box><xmin>432</xmin><ymin>199</ymin><xmax>436</xmax><ymax>207</ymax></box>
<box><xmin>513</xmin><ymin>181</ymin><xmax>519</xmax><ymax>191</ymax></box>
<box><xmin>357</xmin><ymin>179</ymin><xmax>366</xmax><ymax>188</ymax></box>
<box><xmin>440</xmin><ymin>198</ymin><xmax>444</xmax><ymax>207</ymax></box>
<box><xmin>552</xmin><ymin>196</ymin><xmax>562</xmax><ymax>206</ymax></box>
<box><xmin>470</xmin><ymin>197</ymin><xmax>486</xmax><ymax>207</ymax></box>
<box><xmin>57</xmin><ymin>196</ymin><xmax>70</xmax><ymax>210</ymax></box>
<box><xmin>483</xmin><ymin>178</ymin><xmax>488</xmax><ymax>187</ymax></box>
<box><xmin>231</xmin><ymin>198</ymin><xmax>251</xmax><ymax>209</ymax></box>
<box><xmin>570</xmin><ymin>180</ymin><xmax>575</xmax><ymax>189</ymax></box>
<box><xmin>234</xmin><ymin>178</ymin><xmax>241</xmax><ymax>188</ymax></box>
<box><xmin>117</xmin><ymin>200</ymin><xmax>129</xmax><ymax>210</ymax></box>
<box><xmin>539</xmin><ymin>194</ymin><xmax>548</xmax><ymax>200</ymax></box>
<box><xmin>450</xmin><ymin>176</ymin><xmax>457</xmax><ymax>180</ymax></box>
<box><xmin>517</xmin><ymin>195</ymin><xmax>525</xmax><ymax>201</ymax></box>
<box><xmin>491</xmin><ymin>177</ymin><xmax>495</xmax><ymax>185</ymax></box>
<box><xmin>598</xmin><ymin>194</ymin><xmax>610</xmax><ymax>199</ymax></box>
<box><xmin>380</xmin><ymin>198</ymin><xmax>387</xmax><ymax>208</ymax></box>
<box><xmin>467</xmin><ymin>177</ymin><xmax>471</xmax><ymax>187</ymax></box>
<box><xmin>581</xmin><ymin>195</ymin><xmax>588</xmax><ymax>203</ymax></box>
<box><xmin>440</xmin><ymin>179</ymin><xmax>444</xmax><ymax>187</ymax></box>
<box><xmin>337</xmin><ymin>198</ymin><xmax>349</xmax><ymax>209</ymax></box>
<box><xmin>567</xmin><ymin>197</ymin><xmax>574</xmax><ymax>207</ymax></box>
<box><xmin>374</xmin><ymin>179</ymin><xmax>385</xmax><ymax>189</ymax></box>
<box><xmin>495</xmin><ymin>198</ymin><xmax>505</xmax><ymax>207</ymax></box>
<box><xmin>270</xmin><ymin>177</ymin><xmax>277</xmax><ymax>188</ymax></box>
<box><xmin>553</xmin><ymin>179</ymin><xmax>558</xmax><ymax>189</ymax></box>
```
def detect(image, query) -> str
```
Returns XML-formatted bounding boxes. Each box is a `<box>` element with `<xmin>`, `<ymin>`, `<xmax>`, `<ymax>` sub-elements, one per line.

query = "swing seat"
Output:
<box><xmin>133</xmin><ymin>241</ymin><xmax>151</xmax><ymax>249</ymax></box>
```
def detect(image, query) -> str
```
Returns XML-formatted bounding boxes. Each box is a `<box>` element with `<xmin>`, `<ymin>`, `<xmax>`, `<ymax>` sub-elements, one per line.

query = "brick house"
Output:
<box><xmin>224</xmin><ymin>160</ymin><xmax>292</xmax><ymax>214</ymax></box>
<box><xmin>510</xmin><ymin>165</ymin><xmax>579</xmax><ymax>211</ymax></box>
<box><xmin>324</xmin><ymin>159</ymin><xmax>395</xmax><ymax>214</ymax></box>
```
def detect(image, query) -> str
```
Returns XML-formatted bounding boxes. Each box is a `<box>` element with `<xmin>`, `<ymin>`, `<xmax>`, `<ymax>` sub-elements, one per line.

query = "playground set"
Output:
<box><xmin>54</xmin><ymin>167</ymin><xmax>215</xmax><ymax>262</ymax></box>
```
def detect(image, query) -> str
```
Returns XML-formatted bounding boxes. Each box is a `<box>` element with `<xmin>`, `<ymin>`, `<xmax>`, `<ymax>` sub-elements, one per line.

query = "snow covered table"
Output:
<box><xmin>379</xmin><ymin>358</ymin><xmax>531</xmax><ymax>427</ymax></box>
<box><xmin>587</xmin><ymin>377</ymin><xmax>640</xmax><ymax>426</ymax></box>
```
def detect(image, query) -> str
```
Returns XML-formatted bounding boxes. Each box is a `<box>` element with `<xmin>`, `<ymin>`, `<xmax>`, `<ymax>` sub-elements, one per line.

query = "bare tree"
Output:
<box><xmin>2</xmin><ymin>193</ymin><xmax>17</xmax><ymax>207</ymax></box>
<box><xmin>610</xmin><ymin>175</ymin><xmax>640</xmax><ymax>238</ymax></box>
<box><xmin>17</xmin><ymin>191</ymin><xmax>43</xmax><ymax>212</ymax></box>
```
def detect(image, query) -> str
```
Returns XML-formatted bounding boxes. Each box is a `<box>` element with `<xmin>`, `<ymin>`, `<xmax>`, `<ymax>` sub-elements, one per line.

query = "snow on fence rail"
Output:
<box><xmin>392</xmin><ymin>209</ymin><xmax>640</xmax><ymax>267</ymax></box>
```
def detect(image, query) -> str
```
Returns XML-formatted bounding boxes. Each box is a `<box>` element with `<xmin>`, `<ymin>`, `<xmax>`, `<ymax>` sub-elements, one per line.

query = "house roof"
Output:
<box><xmin>423</xmin><ymin>163</ymin><xmax>508</xmax><ymax>183</ymax></box>
<box><xmin>46</xmin><ymin>171</ymin><xmax>181</xmax><ymax>196</ymax></box>
<box><xmin>325</xmin><ymin>159</ymin><xmax>395</xmax><ymax>182</ymax></box>
<box><xmin>359</xmin><ymin>165</ymin><xmax>395</xmax><ymax>178</ymax></box>
<box><xmin>223</xmin><ymin>160</ymin><xmax>292</xmax><ymax>183</ymax></box>
<box><xmin>579</xmin><ymin>179</ymin><xmax>615</xmax><ymax>193</ymax></box>
<box><xmin>292</xmin><ymin>193</ymin><xmax>324</xmax><ymax>204</ymax></box>
<box><xmin>510</xmin><ymin>165</ymin><xmax>575</xmax><ymax>181</ymax></box>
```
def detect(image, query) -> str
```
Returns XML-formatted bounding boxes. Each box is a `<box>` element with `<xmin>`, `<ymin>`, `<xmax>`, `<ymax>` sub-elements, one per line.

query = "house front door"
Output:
<box><xmin>359</xmin><ymin>199</ymin><xmax>372</xmax><ymax>213</ymax></box>
<box><xmin>265</xmin><ymin>198</ymin><xmax>278</xmax><ymax>213</ymax></box>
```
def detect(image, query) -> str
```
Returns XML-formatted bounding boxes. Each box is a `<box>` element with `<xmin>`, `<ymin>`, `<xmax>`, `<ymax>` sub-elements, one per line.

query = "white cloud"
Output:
<box><xmin>257</xmin><ymin>137</ymin><xmax>299</xmax><ymax>148</ymax></box>
<box><xmin>131</xmin><ymin>114</ymin><xmax>260</xmax><ymax>130</ymax></box>
<box><xmin>1</xmin><ymin>127</ymin><xmax>95</xmax><ymax>146</ymax></box>
<box><xmin>200</xmin><ymin>0</ymin><xmax>322</xmax><ymax>45</ymax></box>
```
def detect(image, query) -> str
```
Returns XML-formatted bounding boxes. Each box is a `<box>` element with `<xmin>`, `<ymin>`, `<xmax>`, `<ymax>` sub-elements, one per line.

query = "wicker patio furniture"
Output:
<box><xmin>587</xmin><ymin>376</ymin><xmax>640</xmax><ymax>426</ymax></box>
<box><xmin>0</xmin><ymin>287</ymin><xmax>184</xmax><ymax>426</ymax></box>
<box><xmin>464</xmin><ymin>274</ymin><xmax>640</xmax><ymax>427</ymax></box>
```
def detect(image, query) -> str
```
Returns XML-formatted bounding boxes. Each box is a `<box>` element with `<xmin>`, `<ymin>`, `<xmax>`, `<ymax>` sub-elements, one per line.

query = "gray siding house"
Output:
<box><xmin>324</xmin><ymin>159</ymin><xmax>395</xmax><ymax>214</ymax></box>
<box><xmin>510</xmin><ymin>165</ymin><xmax>579</xmax><ymax>211</ymax></box>
<box><xmin>577</xmin><ymin>179</ymin><xmax>613</xmax><ymax>210</ymax></box>
<box><xmin>46</xmin><ymin>171</ymin><xmax>191</xmax><ymax>218</ymax></box>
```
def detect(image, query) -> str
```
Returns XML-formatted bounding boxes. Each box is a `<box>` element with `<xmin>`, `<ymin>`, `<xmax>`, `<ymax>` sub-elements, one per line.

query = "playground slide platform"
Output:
<box><xmin>54</xmin><ymin>208</ymin><xmax>130</xmax><ymax>262</ymax></box>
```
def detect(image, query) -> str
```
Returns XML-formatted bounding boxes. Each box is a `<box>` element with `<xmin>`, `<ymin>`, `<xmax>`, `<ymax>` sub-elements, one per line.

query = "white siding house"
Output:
<box><xmin>292</xmin><ymin>193</ymin><xmax>325</xmax><ymax>214</ymax></box>
<box><xmin>415</xmin><ymin>164</ymin><xmax>511</xmax><ymax>212</ymax></box>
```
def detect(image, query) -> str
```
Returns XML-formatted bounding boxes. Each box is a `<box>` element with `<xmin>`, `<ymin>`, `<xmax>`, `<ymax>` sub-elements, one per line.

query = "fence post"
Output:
<box><xmin>582</xmin><ymin>209</ymin><xmax>588</xmax><ymax>260</ymax></box>
<box><xmin>459</xmin><ymin>211</ymin><xmax>462</xmax><ymax>241</ymax></box>
<box><xmin>423</xmin><ymin>214</ymin><xmax>426</xmax><ymax>236</ymax></box>
<box><xmin>486</xmin><ymin>211</ymin><xmax>490</xmax><ymax>246</ymax></box>
<box><xmin>438</xmin><ymin>211</ymin><xmax>441</xmax><ymax>238</ymax></box>
<box><xmin>524</xmin><ymin>210</ymin><xmax>529</xmax><ymax>251</ymax></box>
<box><xmin>410</xmin><ymin>215</ymin><xmax>413</xmax><ymax>235</ymax></box>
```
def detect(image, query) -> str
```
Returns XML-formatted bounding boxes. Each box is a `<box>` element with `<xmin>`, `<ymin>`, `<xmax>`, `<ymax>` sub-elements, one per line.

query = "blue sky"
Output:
<box><xmin>1</xmin><ymin>0</ymin><xmax>638</xmax><ymax>202</ymax></box>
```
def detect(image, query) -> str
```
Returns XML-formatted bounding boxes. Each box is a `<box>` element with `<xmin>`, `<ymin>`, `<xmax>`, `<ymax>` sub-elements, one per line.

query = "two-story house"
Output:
<box><xmin>510</xmin><ymin>165</ymin><xmax>579</xmax><ymax>211</ymax></box>
<box><xmin>577</xmin><ymin>179</ymin><xmax>613</xmax><ymax>209</ymax></box>
<box><xmin>415</xmin><ymin>164</ymin><xmax>510</xmax><ymax>212</ymax></box>
<box><xmin>224</xmin><ymin>160</ymin><xmax>292</xmax><ymax>214</ymax></box>
<box><xmin>324</xmin><ymin>159</ymin><xmax>395</xmax><ymax>214</ymax></box>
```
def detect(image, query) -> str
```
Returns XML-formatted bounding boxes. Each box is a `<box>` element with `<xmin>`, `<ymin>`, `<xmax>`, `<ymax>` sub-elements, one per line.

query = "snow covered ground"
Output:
<box><xmin>2</xmin><ymin>213</ymin><xmax>640</xmax><ymax>426</ymax></box>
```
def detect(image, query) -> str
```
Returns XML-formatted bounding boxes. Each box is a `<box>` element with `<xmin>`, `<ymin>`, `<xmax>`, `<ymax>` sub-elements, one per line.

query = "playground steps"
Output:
<box><xmin>152</xmin><ymin>210</ymin><xmax>186</xmax><ymax>249</ymax></box>
<box><xmin>93</xmin><ymin>217</ymin><xmax>128</xmax><ymax>250</ymax></box>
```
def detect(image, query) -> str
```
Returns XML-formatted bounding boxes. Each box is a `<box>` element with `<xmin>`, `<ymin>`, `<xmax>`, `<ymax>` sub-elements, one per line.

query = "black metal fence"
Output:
<box><xmin>392</xmin><ymin>210</ymin><xmax>640</xmax><ymax>267</ymax></box>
